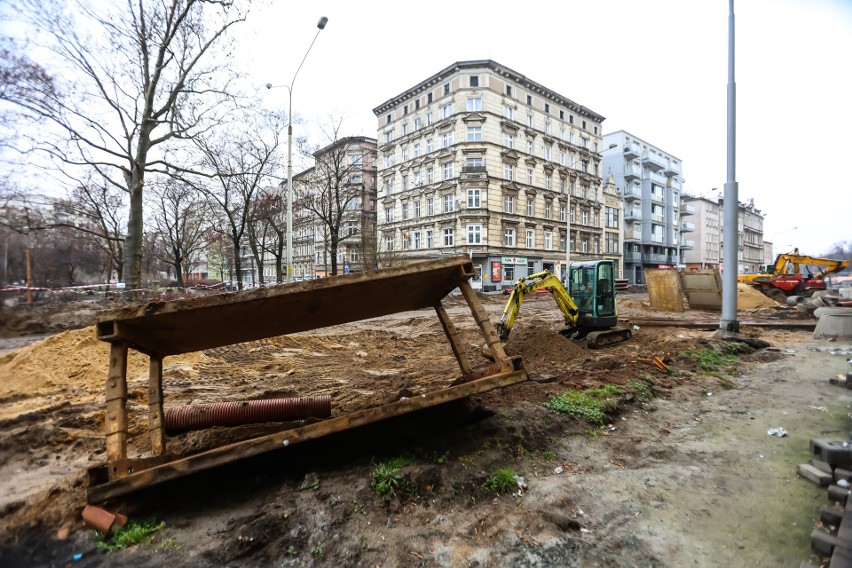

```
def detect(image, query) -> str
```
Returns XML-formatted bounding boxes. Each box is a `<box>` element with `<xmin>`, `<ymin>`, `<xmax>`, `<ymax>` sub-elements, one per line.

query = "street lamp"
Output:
<box><xmin>565</xmin><ymin>143</ymin><xmax>617</xmax><ymax>283</ymax></box>
<box><xmin>266</xmin><ymin>15</ymin><xmax>328</xmax><ymax>283</ymax></box>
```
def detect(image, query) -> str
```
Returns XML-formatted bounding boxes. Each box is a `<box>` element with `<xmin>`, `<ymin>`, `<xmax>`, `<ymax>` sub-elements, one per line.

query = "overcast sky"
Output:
<box><xmin>246</xmin><ymin>0</ymin><xmax>851</xmax><ymax>256</ymax></box>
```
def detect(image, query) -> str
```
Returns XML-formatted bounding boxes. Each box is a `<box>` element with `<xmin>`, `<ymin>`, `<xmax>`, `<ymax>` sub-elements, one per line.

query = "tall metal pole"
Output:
<box><xmin>720</xmin><ymin>0</ymin><xmax>739</xmax><ymax>333</ymax></box>
<box><xmin>279</xmin><ymin>16</ymin><xmax>327</xmax><ymax>284</ymax></box>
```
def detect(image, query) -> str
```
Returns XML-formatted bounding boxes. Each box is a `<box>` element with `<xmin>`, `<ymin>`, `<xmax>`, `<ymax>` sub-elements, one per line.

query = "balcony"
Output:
<box><xmin>681</xmin><ymin>221</ymin><xmax>696</xmax><ymax>232</ymax></box>
<box><xmin>641</xmin><ymin>153</ymin><xmax>665</xmax><ymax>171</ymax></box>
<box><xmin>461</xmin><ymin>165</ymin><xmax>487</xmax><ymax>174</ymax></box>
<box><xmin>681</xmin><ymin>203</ymin><xmax>695</xmax><ymax>216</ymax></box>
<box><xmin>645</xmin><ymin>253</ymin><xmax>667</xmax><ymax>263</ymax></box>
<box><xmin>651</xmin><ymin>213</ymin><xmax>664</xmax><ymax>223</ymax></box>
<box><xmin>623</xmin><ymin>251</ymin><xmax>641</xmax><ymax>263</ymax></box>
<box><xmin>651</xmin><ymin>193</ymin><xmax>665</xmax><ymax>204</ymax></box>
<box><xmin>621</xmin><ymin>186</ymin><xmax>641</xmax><ymax>200</ymax></box>
<box><xmin>623</xmin><ymin>164</ymin><xmax>641</xmax><ymax>181</ymax></box>
<box><xmin>624</xmin><ymin>230</ymin><xmax>641</xmax><ymax>241</ymax></box>
<box><xmin>624</xmin><ymin>209</ymin><xmax>642</xmax><ymax>221</ymax></box>
<box><xmin>623</xmin><ymin>146</ymin><xmax>639</xmax><ymax>160</ymax></box>
<box><xmin>679</xmin><ymin>239</ymin><xmax>695</xmax><ymax>249</ymax></box>
<box><xmin>664</xmin><ymin>162</ymin><xmax>680</xmax><ymax>177</ymax></box>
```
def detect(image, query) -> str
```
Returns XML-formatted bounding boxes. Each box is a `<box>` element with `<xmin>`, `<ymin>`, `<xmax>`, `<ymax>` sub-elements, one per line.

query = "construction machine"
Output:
<box><xmin>737</xmin><ymin>248</ymin><xmax>850</xmax><ymax>302</ymax></box>
<box><xmin>495</xmin><ymin>259</ymin><xmax>632</xmax><ymax>349</ymax></box>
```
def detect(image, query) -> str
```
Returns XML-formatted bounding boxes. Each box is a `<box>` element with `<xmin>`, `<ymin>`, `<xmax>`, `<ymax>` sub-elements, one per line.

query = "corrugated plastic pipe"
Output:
<box><xmin>164</xmin><ymin>396</ymin><xmax>332</xmax><ymax>433</ymax></box>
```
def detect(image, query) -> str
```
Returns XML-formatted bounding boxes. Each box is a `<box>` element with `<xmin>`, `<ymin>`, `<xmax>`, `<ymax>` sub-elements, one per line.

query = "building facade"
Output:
<box><xmin>602</xmin><ymin>131</ymin><xmax>690</xmax><ymax>284</ymax></box>
<box><xmin>292</xmin><ymin>137</ymin><xmax>378</xmax><ymax>279</ymax></box>
<box><xmin>681</xmin><ymin>195</ymin><xmax>765</xmax><ymax>273</ymax></box>
<box><xmin>372</xmin><ymin>60</ymin><xmax>610</xmax><ymax>291</ymax></box>
<box><xmin>737</xmin><ymin>199</ymin><xmax>765</xmax><ymax>274</ymax></box>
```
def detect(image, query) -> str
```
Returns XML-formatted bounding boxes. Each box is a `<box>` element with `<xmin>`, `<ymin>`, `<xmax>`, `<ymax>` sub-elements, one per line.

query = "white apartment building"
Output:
<box><xmin>372</xmin><ymin>60</ymin><xmax>611</xmax><ymax>291</ymax></box>
<box><xmin>682</xmin><ymin>195</ymin><xmax>765</xmax><ymax>273</ymax></box>
<box><xmin>602</xmin><ymin>131</ymin><xmax>690</xmax><ymax>284</ymax></box>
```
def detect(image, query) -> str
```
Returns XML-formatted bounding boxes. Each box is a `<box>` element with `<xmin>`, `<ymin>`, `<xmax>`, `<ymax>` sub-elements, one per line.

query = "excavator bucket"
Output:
<box><xmin>87</xmin><ymin>256</ymin><xmax>526</xmax><ymax>502</ymax></box>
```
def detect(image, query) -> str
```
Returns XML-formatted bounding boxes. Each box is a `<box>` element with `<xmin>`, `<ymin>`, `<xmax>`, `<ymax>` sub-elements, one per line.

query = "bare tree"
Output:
<box><xmin>296</xmin><ymin>122</ymin><xmax>377</xmax><ymax>276</ymax></box>
<box><xmin>193</xmin><ymin>110</ymin><xmax>286</xmax><ymax>290</ymax></box>
<box><xmin>1</xmin><ymin>1</ymin><xmax>248</xmax><ymax>291</ymax></box>
<box><xmin>248</xmin><ymin>188</ymin><xmax>286</xmax><ymax>283</ymax></box>
<box><xmin>148</xmin><ymin>179</ymin><xmax>208</xmax><ymax>288</ymax></box>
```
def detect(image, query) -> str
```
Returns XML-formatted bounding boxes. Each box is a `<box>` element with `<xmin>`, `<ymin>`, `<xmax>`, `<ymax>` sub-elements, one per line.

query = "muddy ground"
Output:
<box><xmin>0</xmin><ymin>288</ymin><xmax>851</xmax><ymax>567</ymax></box>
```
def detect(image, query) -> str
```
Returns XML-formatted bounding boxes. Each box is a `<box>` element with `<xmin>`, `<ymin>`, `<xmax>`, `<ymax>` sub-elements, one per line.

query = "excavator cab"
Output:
<box><xmin>567</xmin><ymin>260</ymin><xmax>618</xmax><ymax>330</ymax></box>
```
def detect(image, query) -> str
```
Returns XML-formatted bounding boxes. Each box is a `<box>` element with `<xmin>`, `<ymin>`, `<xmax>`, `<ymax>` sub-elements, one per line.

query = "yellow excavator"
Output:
<box><xmin>496</xmin><ymin>259</ymin><xmax>632</xmax><ymax>349</ymax></box>
<box><xmin>738</xmin><ymin>248</ymin><xmax>849</xmax><ymax>301</ymax></box>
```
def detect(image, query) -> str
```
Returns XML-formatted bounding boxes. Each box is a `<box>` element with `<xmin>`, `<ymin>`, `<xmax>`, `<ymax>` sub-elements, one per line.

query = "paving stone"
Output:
<box><xmin>822</xmin><ymin>505</ymin><xmax>844</xmax><ymax>526</ymax></box>
<box><xmin>811</xmin><ymin>459</ymin><xmax>835</xmax><ymax>474</ymax></box>
<box><xmin>800</xmin><ymin>463</ymin><xmax>833</xmax><ymax>487</ymax></box>
<box><xmin>811</xmin><ymin>530</ymin><xmax>852</xmax><ymax>556</ymax></box>
<box><xmin>829</xmin><ymin>485</ymin><xmax>852</xmax><ymax>505</ymax></box>
<box><xmin>837</xmin><ymin>468</ymin><xmax>852</xmax><ymax>482</ymax></box>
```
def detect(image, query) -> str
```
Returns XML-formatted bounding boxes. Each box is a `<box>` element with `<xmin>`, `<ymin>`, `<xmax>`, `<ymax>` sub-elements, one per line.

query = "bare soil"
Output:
<box><xmin>0</xmin><ymin>289</ymin><xmax>850</xmax><ymax>567</ymax></box>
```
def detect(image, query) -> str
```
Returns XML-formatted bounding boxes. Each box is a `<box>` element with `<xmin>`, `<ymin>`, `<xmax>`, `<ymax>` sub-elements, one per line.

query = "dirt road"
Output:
<box><xmin>0</xmin><ymin>292</ymin><xmax>850</xmax><ymax>567</ymax></box>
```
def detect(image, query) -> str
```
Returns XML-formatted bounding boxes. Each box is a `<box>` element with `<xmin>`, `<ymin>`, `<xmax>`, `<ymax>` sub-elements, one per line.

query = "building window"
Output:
<box><xmin>470</xmin><ymin>75</ymin><xmax>479</xmax><ymax>87</ymax></box>
<box><xmin>582</xmin><ymin>120</ymin><xmax>587</xmax><ymax>130</ymax></box>
<box><xmin>467</xmin><ymin>188</ymin><xmax>481</xmax><ymax>208</ymax></box>
<box><xmin>413</xmin><ymin>170</ymin><xmax>421</xmax><ymax>186</ymax></box>
<box><xmin>426</xmin><ymin>111</ymin><xmax>433</xmax><ymax>125</ymax></box>
<box><xmin>560</xmin><ymin>204</ymin><xmax>566</xmax><ymax>221</ymax></box>
<box><xmin>545</xmin><ymin>121</ymin><xmax>552</xmax><ymax>135</ymax></box>
<box><xmin>427</xmin><ymin>167</ymin><xmax>434</xmax><ymax>184</ymax></box>
<box><xmin>466</xmin><ymin>156</ymin><xmax>483</xmax><ymax>168</ymax></box>
<box><xmin>427</xmin><ymin>93</ymin><xmax>433</xmax><ymax>104</ymax></box>
<box><xmin>413</xmin><ymin>231</ymin><xmax>421</xmax><ymax>249</ymax></box>
<box><xmin>544</xmin><ymin>145</ymin><xmax>552</xmax><ymax>160</ymax></box>
<box><xmin>402</xmin><ymin>123</ymin><xmax>408</xmax><ymax>136</ymax></box>
<box><xmin>526</xmin><ymin>198</ymin><xmax>533</xmax><ymax>216</ymax></box>
<box><xmin>402</xmin><ymin>202</ymin><xmax>408</xmax><ymax>220</ymax></box>
<box><xmin>544</xmin><ymin>103</ymin><xmax>550</xmax><ymax>114</ymax></box>
<box><xmin>506</xmin><ymin>85</ymin><xmax>513</xmax><ymax>97</ymax></box>
<box><xmin>581</xmin><ymin>210</ymin><xmax>589</xmax><ymax>225</ymax></box>
<box><xmin>503</xmin><ymin>133</ymin><xmax>514</xmax><ymax>148</ymax></box>
<box><xmin>526</xmin><ymin>94</ymin><xmax>532</xmax><ymax>105</ymax></box>
<box><xmin>402</xmin><ymin>234</ymin><xmax>409</xmax><ymax>250</ymax></box>
<box><xmin>402</xmin><ymin>147</ymin><xmax>409</xmax><ymax>161</ymax></box>
<box><xmin>526</xmin><ymin>140</ymin><xmax>533</xmax><ymax>154</ymax></box>
<box><xmin>504</xmin><ymin>228</ymin><xmax>516</xmax><ymax>247</ymax></box>
<box><xmin>384</xmin><ymin>130</ymin><xmax>394</xmax><ymax>143</ymax></box>
<box><xmin>467</xmin><ymin>97</ymin><xmax>482</xmax><ymax>111</ymax></box>
<box><xmin>545</xmin><ymin>175</ymin><xmax>552</xmax><ymax>190</ymax></box>
<box><xmin>441</xmin><ymin>103</ymin><xmax>453</xmax><ymax>119</ymax></box>
<box><xmin>415</xmin><ymin>99</ymin><xmax>420</xmax><ymax>110</ymax></box>
<box><xmin>605</xmin><ymin>206</ymin><xmax>619</xmax><ymax>228</ymax></box>
<box><xmin>527</xmin><ymin>169</ymin><xmax>533</xmax><ymax>185</ymax></box>
<box><xmin>504</xmin><ymin>195</ymin><xmax>515</xmax><ymax>213</ymax></box>
<box><xmin>443</xmin><ymin>193</ymin><xmax>455</xmax><ymax>212</ymax></box>
<box><xmin>545</xmin><ymin>231</ymin><xmax>553</xmax><ymax>250</ymax></box>
<box><xmin>426</xmin><ymin>229</ymin><xmax>433</xmax><ymax>248</ymax></box>
<box><xmin>414</xmin><ymin>117</ymin><xmax>421</xmax><ymax>130</ymax></box>
<box><xmin>505</xmin><ymin>265</ymin><xmax>515</xmax><ymax>280</ymax></box>
<box><xmin>545</xmin><ymin>200</ymin><xmax>553</xmax><ymax>218</ymax></box>
<box><xmin>467</xmin><ymin>224</ymin><xmax>482</xmax><ymax>244</ymax></box>
<box><xmin>581</xmin><ymin>237</ymin><xmax>589</xmax><ymax>252</ymax></box>
<box><xmin>426</xmin><ymin>138</ymin><xmax>433</xmax><ymax>153</ymax></box>
<box><xmin>386</xmin><ymin>114</ymin><xmax>392</xmax><ymax>124</ymax></box>
<box><xmin>442</xmin><ymin>161</ymin><xmax>454</xmax><ymax>180</ymax></box>
<box><xmin>526</xmin><ymin>229</ymin><xmax>534</xmax><ymax>248</ymax></box>
<box><xmin>442</xmin><ymin>130</ymin><xmax>454</xmax><ymax>148</ymax></box>
<box><xmin>467</xmin><ymin>126</ymin><xmax>482</xmax><ymax>142</ymax></box>
<box><xmin>606</xmin><ymin>233</ymin><xmax>618</xmax><ymax>253</ymax></box>
<box><xmin>443</xmin><ymin>228</ymin><xmax>454</xmax><ymax>246</ymax></box>
<box><xmin>385</xmin><ymin>208</ymin><xmax>394</xmax><ymax>222</ymax></box>
<box><xmin>527</xmin><ymin>114</ymin><xmax>534</xmax><ymax>128</ymax></box>
<box><xmin>559</xmin><ymin>151</ymin><xmax>566</xmax><ymax>166</ymax></box>
<box><xmin>503</xmin><ymin>105</ymin><xmax>514</xmax><ymax>120</ymax></box>
<box><xmin>443</xmin><ymin>83</ymin><xmax>450</xmax><ymax>96</ymax></box>
<box><xmin>414</xmin><ymin>142</ymin><xmax>420</xmax><ymax>157</ymax></box>
<box><xmin>384</xmin><ymin>235</ymin><xmax>394</xmax><ymax>251</ymax></box>
<box><xmin>504</xmin><ymin>163</ymin><xmax>514</xmax><ymax>180</ymax></box>
<box><xmin>414</xmin><ymin>200</ymin><xmax>421</xmax><ymax>218</ymax></box>
<box><xmin>402</xmin><ymin>175</ymin><xmax>408</xmax><ymax>191</ymax></box>
<box><xmin>427</xmin><ymin>197</ymin><xmax>434</xmax><ymax>216</ymax></box>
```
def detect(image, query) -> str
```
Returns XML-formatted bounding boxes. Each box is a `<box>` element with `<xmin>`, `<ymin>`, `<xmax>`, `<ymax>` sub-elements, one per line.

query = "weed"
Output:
<box><xmin>481</xmin><ymin>440</ymin><xmax>492</xmax><ymax>451</ymax></box>
<box><xmin>542</xmin><ymin>450</ymin><xmax>557</xmax><ymax>462</ymax></box>
<box><xmin>458</xmin><ymin>455</ymin><xmax>475</xmax><ymax>467</ymax></box>
<box><xmin>352</xmin><ymin>501</ymin><xmax>366</xmax><ymax>515</ymax></box>
<box><xmin>370</xmin><ymin>456</ymin><xmax>410</xmax><ymax>498</ymax></box>
<box><xmin>482</xmin><ymin>468</ymin><xmax>518</xmax><ymax>494</ymax></box>
<box><xmin>513</xmin><ymin>444</ymin><xmax>530</xmax><ymax>458</ymax></box>
<box><xmin>285</xmin><ymin>545</ymin><xmax>299</xmax><ymax>557</ymax></box>
<box><xmin>159</xmin><ymin>536</ymin><xmax>180</xmax><ymax>551</ymax></box>
<box><xmin>430</xmin><ymin>450</ymin><xmax>450</xmax><ymax>464</ymax></box>
<box><xmin>544</xmin><ymin>384</ymin><xmax>624</xmax><ymax>424</ymax></box>
<box><xmin>625</xmin><ymin>379</ymin><xmax>653</xmax><ymax>402</ymax></box>
<box><xmin>311</xmin><ymin>542</ymin><xmax>324</xmax><ymax>556</ymax></box>
<box><xmin>586</xmin><ymin>428</ymin><xmax>600</xmax><ymax>437</ymax></box>
<box><xmin>680</xmin><ymin>349</ymin><xmax>738</xmax><ymax>373</ymax></box>
<box><xmin>92</xmin><ymin>519</ymin><xmax>166</xmax><ymax>552</ymax></box>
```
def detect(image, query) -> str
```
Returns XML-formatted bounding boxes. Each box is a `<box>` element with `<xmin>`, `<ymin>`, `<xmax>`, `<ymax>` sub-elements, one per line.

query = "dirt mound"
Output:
<box><xmin>737</xmin><ymin>283</ymin><xmax>780</xmax><ymax>309</ymax></box>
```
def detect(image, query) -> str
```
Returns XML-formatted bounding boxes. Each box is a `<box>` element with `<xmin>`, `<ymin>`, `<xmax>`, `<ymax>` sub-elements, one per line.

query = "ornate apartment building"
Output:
<box><xmin>681</xmin><ymin>195</ymin><xmax>765</xmax><ymax>273</ymax></box>
<box><xmin>291</xmin><ymin>136</ymin><xmax>378</xmax><ymax>279</ymax></box>
<box><xmin>372</xmin><ymin>60</ymin><xmax>615</xmax><ymax>291</ymax></box>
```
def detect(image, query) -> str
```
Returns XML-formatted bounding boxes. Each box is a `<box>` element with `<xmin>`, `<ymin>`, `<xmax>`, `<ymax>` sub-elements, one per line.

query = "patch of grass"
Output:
<box><xmin>311</xmin><ymin>542</ymin><xmax>324</xmax><ymax>556</ymax></box>
<box><xmin>285</xmin><ymin>545</ymin><xmax>299</xmax><ymax>557</ymax></box>
<box><xmin>92</xmin><ymin>519</ymin><xmax>166</xmax><ymax>552</ymax></box>
<box><xmin>544</xmin><ymin>384</ymin><xmax>624</xmax><ymax>424</ymax></box>
<box><xmin>625</xmin><ymin>378</ymin><xmax>654</xmax><ymax>402</ymax></box>
<box><xmin>541</xmin><ymin>450</ymin><xmax>557</xmax><ymax>462</ymax></box>
<box><xmin>352</xmin><ymin>501</ymin><xmax>366</xmax><ymax>516</ymax></box>
<box><xmin>430</xmin><ymin>450</ymin><xmax>450</xmax><ymax>464</ymax></box>
<box><xmin>370</xmin><ymin>456</ymin><xmax>410</xmax><ymax>498</ymax></box>
<box><xmin>159</xmin><ymin>536</ymin><xmax>180</xmax><ymax>551</ymax></box>
<box><xmin>680</xmin><ymin>348</ymin><xmax>739</xmax><ymax>373</ymax></box>
<box><xmin>513</xmin><ymin>444</ymin><xmax>530</xmax><ymax>458</ymax></box>
<box><xmin>482</xmin><ymin>468</ymin><xmax>518</xmax><ymax>494</ymax></box>
<box><xmin>458</xmin><ymin>455</ymin><xmax>475</xmax><ymax>467</ymax></box>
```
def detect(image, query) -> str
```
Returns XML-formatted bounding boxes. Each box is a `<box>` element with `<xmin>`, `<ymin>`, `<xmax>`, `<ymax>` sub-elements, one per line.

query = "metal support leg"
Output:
<box><xmin>148</xmin><ymin>355</ymin><xmax>166</xmax><ymax>455</ymax></box>
<box><xmin>457</xmin><ymin>280</ymin><xmax>512</xmax><ymax>371</ymax></box>
<box><xmin>434</xmin><ymin>302</ymin><xmax>473</xmax><ymax>376</ymax></box>
<box><xmin>105</xmin><ymin>343</ymin><xmax>129</xmax><ymax>463</ymax></box>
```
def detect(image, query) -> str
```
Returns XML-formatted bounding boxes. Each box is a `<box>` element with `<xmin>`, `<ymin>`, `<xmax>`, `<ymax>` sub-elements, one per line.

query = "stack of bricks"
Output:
<box><xmin>800</xmin><ymin>438</ymin><xmax>852</xmax><ymax>567</ymax></box>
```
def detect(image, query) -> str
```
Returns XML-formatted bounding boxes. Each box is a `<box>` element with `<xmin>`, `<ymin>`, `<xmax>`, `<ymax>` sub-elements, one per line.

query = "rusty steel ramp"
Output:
<box><xmin>87</xmin><ymin>256</ymin><xmax>526</xmax><ymax>502</ymax></box>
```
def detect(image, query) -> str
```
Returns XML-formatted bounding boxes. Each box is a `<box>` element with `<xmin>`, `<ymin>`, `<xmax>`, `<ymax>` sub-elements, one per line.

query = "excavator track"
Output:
<box><xmin>585</xmin><ymin>326</ymin><xmax>633</xmax><ymax>349</ymax></box>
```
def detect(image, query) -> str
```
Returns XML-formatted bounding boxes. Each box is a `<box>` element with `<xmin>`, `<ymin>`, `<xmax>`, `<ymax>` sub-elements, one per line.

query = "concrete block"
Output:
<box><xmin>811</xmin><ymin>529</ymin><xmax>852</xmax><ymax>556</ymax></box>
<box><xmin>822</xmin><ymin>505</ymin><xmax>844</xmax><ymax>526</ymax></box>
<box><xmin>812</xmin><ymin>460</ymin><xmax>835</xmax><ymax>474</ymax></box>
<box><xmin>829</xmin><ymin>485</ymin><xmax>852</xmax><ymax>505</ymax></box>
<box><xmin>836</xmin><ymin>468</ymin><xmax>852</xmax><ymax>483</ymax></box>
<box><xmin>831</xmin><ymin>545</ymin><xmax>852</xmax><ymax>568</ymax></box>
<box><xmin>800</xmin><ymin>463</ymin><xmax>834</xmax><ymax>486</ymax></box>
<box><xmin>811</xmin><ymin>439</ymin><xmax>852</xmax><ymax>467</ymax></box>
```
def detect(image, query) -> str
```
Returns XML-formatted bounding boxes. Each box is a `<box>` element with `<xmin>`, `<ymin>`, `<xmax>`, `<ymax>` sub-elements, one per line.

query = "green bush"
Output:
<box><xmin>482</xmin><ymin>468</ymin><xmax>518</xmax><ymax>494</ymax></box>
<box><xmin>92</xmin><ymin>520</ymin><xmax>166</xmax><ymax>552</ymax></box>
<box><xmin>544</xmin><ymin>384</ymin><xmax>623</xmax><ymax>424</ymax></box>
<box><xmin>370</xmin><ymin>456</ymin><xmax>410</xmax><ymax>498</ymax></box>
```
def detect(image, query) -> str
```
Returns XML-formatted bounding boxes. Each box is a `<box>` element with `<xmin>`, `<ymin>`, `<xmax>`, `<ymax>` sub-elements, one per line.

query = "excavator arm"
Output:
<box><xmin>496</xmin><ymin>271</ymin><xmax>580</xmax><ymax>341</ymax></box>
<box><xmin>773</xmin><ymin>249</ymin><xmax>850</xmax><ymax>278</ymax></box>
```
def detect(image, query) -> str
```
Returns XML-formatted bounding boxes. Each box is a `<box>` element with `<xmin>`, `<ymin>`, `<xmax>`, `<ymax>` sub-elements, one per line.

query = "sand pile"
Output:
<box><xmin>737</xmin><ymin>283</ymin><xmax>780</xmax><ymax>309</ymax></box>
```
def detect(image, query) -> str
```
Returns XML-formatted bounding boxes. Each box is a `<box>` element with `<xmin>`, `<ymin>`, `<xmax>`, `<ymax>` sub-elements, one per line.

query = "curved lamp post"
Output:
<box><xmin>266</xmin><ymin>16</ymin><xmax>328</xmax><ymax>283</ymax></box>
